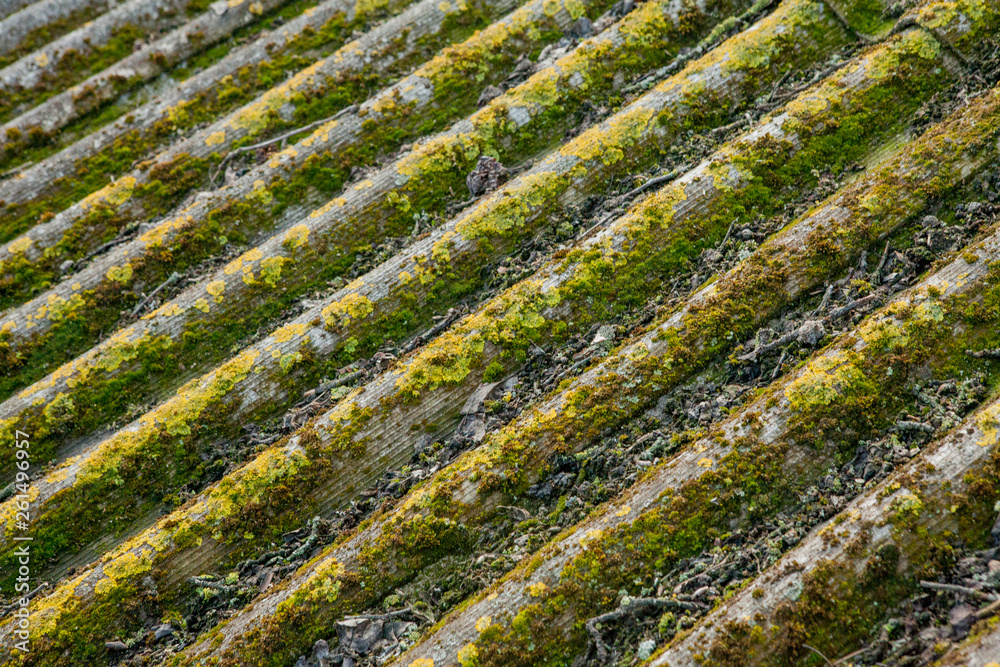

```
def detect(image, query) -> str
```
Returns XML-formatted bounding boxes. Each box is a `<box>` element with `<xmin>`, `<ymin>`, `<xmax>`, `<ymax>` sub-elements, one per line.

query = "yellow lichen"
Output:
<box><xmin>311</xmin><ymin>197</ymin><xmax>346</xmax><ymax>218</ymax></box>
<box><xmin>273</xmin><ymin>322</ymin><xmax>308</xmax><ymax>343</ymax></box>
<box><xmin>432</xmin><ymin>231</ymin><xmax>455</xmax><ymax>263</ymax></box>
<box><xmin>977</xmin><ymin>401</ymin><xmax>1000</xmax><ymax>448</ymax></box>
<box><xmin>139</xmin><ymin>214</ymin><xmax>190</xmax><ymax>249</ymax></box>
<box><xmin>784</xmin><ymin>350</ymin><xmax>862</xmax><ymax>410</ymax></box>
<box><xmin>283</xmin><ymin>225</ymin><xmax>310</xmax><ymax>249</ymax></box>
<box><xmin>563</xmin><ymin>104</ymin><xmax>655</xmax><ymax>163</ymax></box>
<box><xmin>304</xmin><ymin>560</ymin><xmax>344</xmax><ymax>603</ymax></box>
<box><xmin>106</xmin><ymin>264</ymin><xmax>133</xmax><ymax>284</ymax></box>
<box><xmin>527</xmin><ymin>581</ymin><xmax>548</xmax><ymax>596</ymax></box>
<box><xmin>147</xmin><ymin>302</ymin><xmax>183</xmax><ymax>319</ymax></box>
<box><xmin>95</xmin><ymin>549</ymin><xmax>152</xmax><ymax>596</ymax></box>
<box><xmin>205</xmin><ymin>131</ymin><xmax>226</xmax><ymax>146</ymax></box>
<box><xmin>301</xmin><ymin>119</ymin><xmax>337</xmax><ymax>147</ymax></box>
<box><xmin>458</xmin><ymin>643</ymin><xmax>479</xmax><ymax>667</ymax></box>
<box><xmin>456</xmin><ymin>171</ymin><xmax>559</xmax><ymax>238</ymax></box>
<box><xmin>206</xmin><ymin>280</ymin><xmax>226</xmax><ymax>302</ymax></box>
<box><xmin>321</xmin><ymin>293</ymin><xmax>374</xmax><ymax>328</ymax></box>
<box><xmin>92</xmin><ymin>327</ymin><xmax>142</xmax><ymax>372</ymax></box>
<box><xmin>80</xmin><ymin>176</ymin><xmax>136</xmax><ymax>211</ymax></box>
<box><xmin>259</xmin><ymin>256</ymin><xmax>289</xmax><ymax>286</ymax></box>
<box><xmin>7</xmin><ymin>237</ymin><xmax>32</xmax><ymax>254</ymax></box>
<box><xmin>30</xmin><ymin>575</ymin><xmax>78</xmax><ymax>638</ymax></box>
<box><xmin>225</xmin><ymin>247</ymin><xmax>264</xmax><ymax>276</ymax></box>
<box><xmin>46</xmin><ymin>293</ymin><xmax>84</xmax><ymax>322</ymax></box>
<box><xmin>268</xmin><ymin>146</ymin><xmax>299</xmax><ymax>169</ymax></box>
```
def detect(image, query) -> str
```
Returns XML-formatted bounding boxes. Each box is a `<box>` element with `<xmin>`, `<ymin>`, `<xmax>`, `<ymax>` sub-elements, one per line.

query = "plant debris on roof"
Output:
<box><xmin>0</xmin><ymin>0</ymin><xmax>999</xmax><ymax>665</ymax></box>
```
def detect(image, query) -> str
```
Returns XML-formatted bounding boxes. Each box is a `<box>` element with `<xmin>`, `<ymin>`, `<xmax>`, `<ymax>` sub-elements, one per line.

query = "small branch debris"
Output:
<box><xmin>803</xmin><ymin>644</ymin><xmax>834</xmax><ymax>666</ymax></box>
<box><xmin>208</xmin><ymin>105</ymin><xmax>359</xmax><ymax>187</ymax></box>
<box><xmin>586</xmin><ymin>597</ymin><xmax>706</xmax><ymax>663</ymax></box>
<box><xmin>919</xmin><ymin>580</ymin><xmax>1000</xmax><ymax>602</ymax></box>
<box><xmin>966</xmin><ymin>348</ymin><xmax>1000</xmax><ymax>359</ymax></box>
<box><xmin>130</xmin><ymin>271</ymin><xmax>183</xmax><ymax>317</ymax></box>
<box><xmin>622</xmin><ymin>166</ymin><xmax>686</xmax><ymax>199</ymax></box>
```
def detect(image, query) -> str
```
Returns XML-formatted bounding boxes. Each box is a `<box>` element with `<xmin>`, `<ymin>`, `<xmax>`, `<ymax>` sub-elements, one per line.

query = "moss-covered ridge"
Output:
<box><xmin>0</xmin><ymin>0</ymin><xmax>638</xmax><ymax>393</ymax></box>
<box><xmin>0</xmin><ymin>2</ymin><xmax>916</xmax><ymax>659</ymax></box>
<box><xmin>0</xmin><ymin>0</ymin><xmax>763</xmax><ymax>439</ymax></box>
<box><xmin>0</xmin><ymin>0</ymin><xmax>110</xmax><ymax>69</ymax></box>
<box><xmin>0</xmin><ymin>0</ymin><xmax>847</xmax><ymax>451</ymax></box>
<box><xmin>902</xmin><ymin>0</ymin><xmax>999</xmax><ymax>60</ymax></box>
<box><xmin>651</xmin><ymin>352</ymin><xmax>1000</xmax><ymax>666</ymax></box>
<box><xmin>179</xmin><ymin>70</ymin><xmax>1000</xmax><ymax>667</ymax></box>
<box><xmin>0</xmin><ymin>0</ymin><xmax>315</xmax><ymax>167</ymax></box>
<box><xmin>0</xmin><ymin>0</ymin><xmax>248</xmax><ymax>122</ymax></box>
<box><xmin>0</xmin><ymin>14</ymin><xmax>940</xmax><ymax>629</ymax></box>
<box><xmin>434</xmin><ymin>225</ymin><xmax>1000</xmax><ymax>667</ymax></box>
<box><xmin>0</xmin><ymin>0</ymin><xmax>672</xmax><ymax>474</ymax></box>
<box><xmin>0</xmin><ymin>0</ymin><xmax>321</xmax><ymax>173</ymax></box>
<box><xmin>0</xmin><ymin>0</ymin><xmax>400</xmax><ymax>220</ymax></box>
<box><xmin>0</xmin><ymin>0</ymin><xmax>529</xmax><ymax>269</ymax></box>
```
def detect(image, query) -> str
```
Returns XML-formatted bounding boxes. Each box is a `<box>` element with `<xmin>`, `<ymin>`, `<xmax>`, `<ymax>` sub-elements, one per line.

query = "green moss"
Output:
<box><xmin>469</xmin><ymin>270</ymin><xmax>1000</xmax><ymax>664</ymax></box>
<box><xmin>839</xmin><ymin>0</ymin><xmax>895</xmax><ymax>37</ymax></box>
<box><xmin>0</xmin><ymin>0</ymin><xmax>724</xmax><ymax>400</ymax></box>
<box><xmin>4</xmin><ymin>4</ymin><xmax>988</xmax><ymax>660</ymax></box>
<box><xmin>703</xmin><ymin>445</ymin><xmax>1000</xmax><ymax>666</ymax></box>
<box><xmin>0</xmin><ymin>4</ymin><xmax>106</xmax><ymax>69</ymax></box>
<box><xmin>0</xmin><ymin>22</ymin><xmax>150</xmax><ymax>125</ymax></box>
<box><xmin>0</xmin><ymin>0</ymin><xmax>596</xmax><ymax>304</ymax></box>
<box><xmin>702</xmin><ymin>548</ymin><xmax>911</xmax><ymax>667</ymax></box>
<box><xmin>0</xmin><ymin>0</ymin><xmax>370</xmax><ymax>213</ymax></box>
